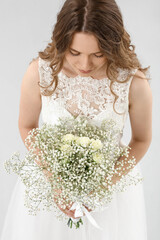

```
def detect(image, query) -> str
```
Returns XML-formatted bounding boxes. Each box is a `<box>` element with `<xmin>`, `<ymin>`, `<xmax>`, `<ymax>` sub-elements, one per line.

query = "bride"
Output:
<box><xmin>1</xmin><ymin>0</ymin><xmax>152</xmax><ymax>239</ymax></box>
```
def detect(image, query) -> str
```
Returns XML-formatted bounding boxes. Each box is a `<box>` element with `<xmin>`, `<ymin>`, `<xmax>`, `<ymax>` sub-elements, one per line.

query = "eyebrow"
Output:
<box><xmin>70</xmin><ymin>48</ymin><xmax>102</xmax><ymax>54</ymax></box>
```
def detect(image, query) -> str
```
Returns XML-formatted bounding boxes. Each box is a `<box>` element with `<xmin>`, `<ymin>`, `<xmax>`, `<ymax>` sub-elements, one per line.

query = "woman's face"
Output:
<box><xmin>64</xmin><ymin>32</ymin><xmax>108</xmax><ymax>77</ymax></box>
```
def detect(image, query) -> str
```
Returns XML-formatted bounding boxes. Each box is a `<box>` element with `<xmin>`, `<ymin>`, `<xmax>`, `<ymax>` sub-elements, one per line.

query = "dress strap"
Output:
<box><xmin>125</xmin><ymin>68</ymin><xmax>138</xmax><ymax>110</ymax></box>
<box><xmin>112</xmin><ymin>68</ymin><xmax>138</xmax><ymax>114</ymax></box>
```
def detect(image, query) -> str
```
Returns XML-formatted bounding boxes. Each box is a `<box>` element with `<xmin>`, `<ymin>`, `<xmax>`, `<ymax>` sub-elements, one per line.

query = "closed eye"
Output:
<box><xmin>70</xmin><ymin>51</ymin><xmax>104</xmax><ymax>58</ymax></box>
<box><xmin>95</xmin><ymin>54</ymin><xmax>104</xmax><ymax>58</ymax></box>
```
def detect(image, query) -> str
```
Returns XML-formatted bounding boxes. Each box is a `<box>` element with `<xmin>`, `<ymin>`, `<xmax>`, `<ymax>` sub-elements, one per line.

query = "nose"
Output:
<box><xmin>80</xmin><ymin>56</ymin><xmax>92</xmax><ymax>70</ymax></box>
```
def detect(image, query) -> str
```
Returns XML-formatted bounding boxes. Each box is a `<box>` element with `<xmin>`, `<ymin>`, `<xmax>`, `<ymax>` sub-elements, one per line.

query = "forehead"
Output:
<box><xmin>70</xmin><ymin>32</ymin><xmax>101</xmax><ymax>53</ymax></box>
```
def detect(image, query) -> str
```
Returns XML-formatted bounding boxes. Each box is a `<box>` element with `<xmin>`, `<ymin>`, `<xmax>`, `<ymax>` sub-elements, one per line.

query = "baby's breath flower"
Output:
<box><xmin>4</xmin><ymin>115</ymin><xmax>143</xmax><ymax>230</ymax></box>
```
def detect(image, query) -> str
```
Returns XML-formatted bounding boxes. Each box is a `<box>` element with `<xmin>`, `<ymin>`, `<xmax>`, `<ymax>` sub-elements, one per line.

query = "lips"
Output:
<box><xmin>79</xmin><ymin>69</ymin><xmax>92</xmax><ymax>73</ymax></box>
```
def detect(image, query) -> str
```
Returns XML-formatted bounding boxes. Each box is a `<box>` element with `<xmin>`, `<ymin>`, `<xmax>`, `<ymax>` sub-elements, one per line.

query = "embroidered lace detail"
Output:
<box><xmin>38</xmin><ymin>58</ymin><xmax>54</xmax><ymax>94</ymax></box>
<box><xmin>38</xmin><ymin>57</ymin><xmax>137</xmax><ymax>130</ymax></box>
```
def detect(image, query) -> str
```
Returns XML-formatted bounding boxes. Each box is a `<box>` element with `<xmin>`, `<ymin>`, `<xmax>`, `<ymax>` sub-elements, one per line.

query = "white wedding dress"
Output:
<box><xmin>1</xmin><ymin>57</ymin><xmax>148</xmax><ymax>240</ymax></box>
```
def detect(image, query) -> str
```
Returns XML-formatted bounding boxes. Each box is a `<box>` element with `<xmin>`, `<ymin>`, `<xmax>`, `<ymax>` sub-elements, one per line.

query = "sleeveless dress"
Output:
<box><xmin>0</xmin><ymin>57</ymin><xmax>148</xmax><ymax>240</ymax></box>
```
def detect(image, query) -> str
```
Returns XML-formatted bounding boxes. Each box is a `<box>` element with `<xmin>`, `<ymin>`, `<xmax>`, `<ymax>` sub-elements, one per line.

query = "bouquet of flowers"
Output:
<box><xmin>4</xmin><ymin>115</ymin><xmax>143</xmax><ymax>229</ymax></box>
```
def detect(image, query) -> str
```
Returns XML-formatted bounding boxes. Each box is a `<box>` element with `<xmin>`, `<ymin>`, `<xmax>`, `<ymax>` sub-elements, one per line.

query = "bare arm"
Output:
<box><xmin>18</xmin><ymin>58</ymin><xmax>41</xmax><ymax>143</ymax></box>
<box><xmin>18</xmin><ymin>59</ymin><xmax>55</xmax><ymax>183</ymax></box>
<box><xmin>18</xmin><ymin>58</ymin><xmax>47</xmax><ymax>167</ymax></box>
<box><xmin>111</xmin><ymin>70</ymin><xmax>152</xmax><ymax>184</ymax></box>
<box><xmin>18</xmin><ymin>59</ymin><xmax>81</xmax><ymax>218</ymax></box>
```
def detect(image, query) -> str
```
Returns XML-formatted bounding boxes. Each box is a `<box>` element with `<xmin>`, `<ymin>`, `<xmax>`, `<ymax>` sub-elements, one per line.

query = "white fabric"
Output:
<box><xmin>1</xmin><ymin>57</ymin><xmax>148</xmax><ymax>240</ymax></box>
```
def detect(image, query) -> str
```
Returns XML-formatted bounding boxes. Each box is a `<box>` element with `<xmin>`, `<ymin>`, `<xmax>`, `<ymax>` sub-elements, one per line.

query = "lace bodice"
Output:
<box><xmin>38</xmin><ymin>57</ymin><xmax>137</xmax><ymax>143</ymax></box>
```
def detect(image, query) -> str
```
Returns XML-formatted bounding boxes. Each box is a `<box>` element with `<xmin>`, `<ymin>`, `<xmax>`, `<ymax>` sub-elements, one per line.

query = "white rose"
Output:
<box><xmin>90</xmin><ymin>139</ymin><xmax>103</xmax><ymax>150</ymax></box>
<box><xmin>61</xmin><ymin>134</ymin><xmax>75</xmax><ymax>143</ymax></box>
<box><xmin>75</xmin><ymin>136</ymin><xmax>91</xmax><ymax>147</ymax></box>
<box><xmin>92</xmin><ymin>152</ymin><xmax>104</xmax><ymax>164</ymax></box>
<box><xmin>60</xmin><ymin>144</ymin><xmax>73</xmax><ymax>153</ymax></box>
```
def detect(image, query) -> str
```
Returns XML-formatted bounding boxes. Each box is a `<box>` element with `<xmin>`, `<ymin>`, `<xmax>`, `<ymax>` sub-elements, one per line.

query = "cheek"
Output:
<box><xmin>65</xmin><ymin>54</ymin><xmax>76</xmax><ymax>65</ymax></box>
<box><xmin>94</xmin><ymin>58</ymin><xmax>106</xmax><ymax>67</ymax></box>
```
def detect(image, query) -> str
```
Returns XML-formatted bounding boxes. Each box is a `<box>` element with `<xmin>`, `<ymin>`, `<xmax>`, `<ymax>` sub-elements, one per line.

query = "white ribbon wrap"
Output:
<box><xmin>69</xmin><ymin>202</ymin><xmax>103</xmax><ymax>230</ymax></box>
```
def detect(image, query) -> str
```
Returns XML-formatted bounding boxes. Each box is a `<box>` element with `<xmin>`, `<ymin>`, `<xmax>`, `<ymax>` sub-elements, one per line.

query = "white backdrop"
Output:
<box><xmin>0</xmin><ymin>0</ymin><xmax>159</xmax><ymax>239</ymax></box>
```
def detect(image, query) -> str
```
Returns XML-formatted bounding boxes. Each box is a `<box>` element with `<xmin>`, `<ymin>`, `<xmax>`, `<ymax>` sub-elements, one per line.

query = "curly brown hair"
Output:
<box><xmin>33</xmin><ymin>0</ymin><xmax>151</xmax><ymax>114</ymax></box>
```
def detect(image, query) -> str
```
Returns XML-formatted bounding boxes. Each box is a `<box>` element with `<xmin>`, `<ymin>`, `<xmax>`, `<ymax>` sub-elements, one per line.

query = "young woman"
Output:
<box><xmin>1</xmin><ymin>0</ymin><xmax>152</xmax><ymax>239</ymax></box>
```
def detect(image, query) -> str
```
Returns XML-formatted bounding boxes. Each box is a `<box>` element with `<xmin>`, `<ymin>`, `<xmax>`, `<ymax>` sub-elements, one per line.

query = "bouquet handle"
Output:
<box><xmin>70</xmin><ymin>202</ymin><xmax>103</xmax><ymax>230</ymax></box>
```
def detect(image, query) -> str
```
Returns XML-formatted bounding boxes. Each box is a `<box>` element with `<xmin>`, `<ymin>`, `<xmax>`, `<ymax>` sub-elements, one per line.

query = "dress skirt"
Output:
<box><xmin>0</xmin><ymin>162</ymin><xmax>147</xmax><ymax>240</ymax></box>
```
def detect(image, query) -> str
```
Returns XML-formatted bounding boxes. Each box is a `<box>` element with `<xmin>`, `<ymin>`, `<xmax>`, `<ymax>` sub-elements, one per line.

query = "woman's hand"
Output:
<box><xmin>53</xmin><ymin>189</ymin><xmax>92</xmax><ymax>219</ymax></box>
<box><xmin>34</xmin><ymin>148</ymin><xmax>92</xmax><ymax>217</ymax></box>
<box><xmin>34</xmin><ymin>149</ymin><xmax>53</xmax><ymax>181</ymax></box>
<box><xmin>109</xmin><ymin>173</ymin><xmax>121</xmax><ymax>187</ymax></box>
<box><xmin>53</xmin><ymin>189</ymin><xmax>80</xmax><ymax>219</ymax></box>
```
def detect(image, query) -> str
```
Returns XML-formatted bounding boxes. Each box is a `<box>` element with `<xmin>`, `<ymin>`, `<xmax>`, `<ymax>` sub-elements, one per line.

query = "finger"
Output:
<box><xmin>62</xmin><ymin>205</ymin><xmax>80</xmax><ymax>219</ymax></box>
<box><xmin>54</xmin><ymin>188</ymin><xmax>62</xmax><ymax>194</ymax></box>
<box><xmin>54</xmin><ymin>199</ymin><xmax>76</xmax><ymax>218</ymax></box>
<box><xmin>65</xmin><ymin>209</ymin><xmax>76</xmax><ymax>218</ymax></box>
<box><xmin>53</xmin><ymin>193</ymin><xmax>80</xmax><ymax>219</ymax></box>
<box><xmin>83</xmin><ymin>204</ymin><xmax>92</xmax><ymax>212</ymax></box>
<box><xmin>59</xmin><ymin>205</ymin><xmax>76</xmax><ymax>218</ymax></box>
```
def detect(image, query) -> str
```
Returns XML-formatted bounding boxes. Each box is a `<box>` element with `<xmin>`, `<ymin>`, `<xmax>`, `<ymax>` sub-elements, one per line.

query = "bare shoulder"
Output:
<box><xmin>18</xmin><ymin>57</ymin><xmax>41</xmax><ymax>129</ymax></box>
<box><xmin>128</xmin><ymin>69</ymin><xmax>152</xmax><ymax>142</ymax></box>
<box><xmin>129</xmin><ymin>69</ymin><xmax>152</xmax><ymax>109</ymax></box>
<box><xmin>27</xmin><ymin>57</ymin><xmax>40</xmax><ymax>85</ymax></box>
<box><xmin>21</xmin><ymin>57</ymin><xmax>41</xmax><ymax>97</ymax></box>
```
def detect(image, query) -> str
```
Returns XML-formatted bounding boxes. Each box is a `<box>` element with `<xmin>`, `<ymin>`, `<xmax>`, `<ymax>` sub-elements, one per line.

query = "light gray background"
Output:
<box><xmin>0</xmin><ymin>0</ymin><xmax>159</xmax><ymax>239</ymax></box>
